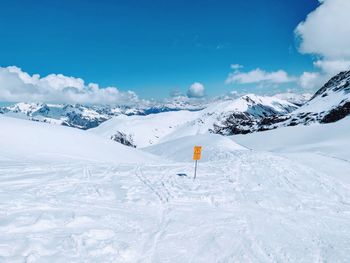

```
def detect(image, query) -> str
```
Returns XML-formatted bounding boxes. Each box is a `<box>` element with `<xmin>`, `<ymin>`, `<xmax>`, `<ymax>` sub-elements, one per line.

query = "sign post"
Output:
<box><xmin>193</xmin><ymin>146</ymin><xmax>202</xmax><ymax>180</ymax></box>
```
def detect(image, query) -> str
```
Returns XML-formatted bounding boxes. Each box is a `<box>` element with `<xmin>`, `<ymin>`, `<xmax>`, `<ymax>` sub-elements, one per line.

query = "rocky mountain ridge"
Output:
<box><xmin>213</xmin><ymin>70</ymin><xmax>350</xmax><ymax>135</ymax></box>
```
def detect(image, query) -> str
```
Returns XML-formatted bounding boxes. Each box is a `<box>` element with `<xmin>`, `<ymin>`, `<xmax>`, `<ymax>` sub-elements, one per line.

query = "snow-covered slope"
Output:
<box><xmin>254</xmin><ymin>70</ymin><xmax>350</xmax><ymax>130</ymax></box>
<box><xmin>144</xmin><ymin>134</ymin><xmax>246</xmax><ymax>162</ymax></box>
<box><xmin>0</xmin><ymin>115</ymin><xmax>156</xmax><ymax>163</ymax></box>
<box><xmin>274</xmin><ymin>92</ymin><xmax>312</xmax><ymax>106</ymax></box>
<box><xmin>90</xmin><ymin>110</ymin><xmax>200</xmax><ymax>147</ymax></box>
<box><xmin>175</xmin><ymin>94</ymin><xmax>298</xmax><ymax>137</ymax></box>
<box><xmin>91</xmin><ymin>94</ymin><xmax>297</xmax><ymax>147</ymax></box>
<box><xmin>206</xmin><ymin>94</ymin><xmax>297</xmax><ymax>115</ymax></box>
<box><xmin>234</xmin><ymin>116</ymin><xmax>350</xmax><ymax>160</ymax></box>
<box><xmin>1</xmin><ymin>114</ymin><xmax>350</xmax><ymax>261</ymax></box>
<box><xmin>296</xmin><ymin>70</ymin><xmax>350</xmax><ymax>123</ymax></box>
<box><xmin>233</xmin><ymin>116</ymin><xmax>350</xmax><ymax>181</ymax></box>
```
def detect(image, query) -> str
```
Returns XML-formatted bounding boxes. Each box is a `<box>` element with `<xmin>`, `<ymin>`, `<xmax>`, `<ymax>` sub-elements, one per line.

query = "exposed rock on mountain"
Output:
<box><xmin>233</xmin><ymin>70</ymin><xmax>350</xmax><ymax>133</ymax></box>
<box><xmin>3</xmin><ymin>70</ymin><xmax>349</xmax><ymax>144</ymax></box>
<box><xmin>208</xmin><ymin>94</ymin><xmax>298</xmax><ymax>135</ymax></box>
<box><xmin>90</xmin><ymin>94</ymin><xmax>298</xmax><ymax>147</ymax></box>
<box><xmin>110</xmin><ymin>132</ymin><xmax>136</xmax><ymax>148</ymax></box>
<box><xmin>0</xmin><ymin>99</ymin><xmax>204</xmax><ymax>130</ymax></box>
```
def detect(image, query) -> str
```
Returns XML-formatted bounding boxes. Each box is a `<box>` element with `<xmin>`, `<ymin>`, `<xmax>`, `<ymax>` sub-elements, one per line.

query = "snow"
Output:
<box><xmin>90</xmin><ymin>110</ymin><xmax>200</xmax><ymax>147</ymax></box>
<box><xmin>144</xmin><ymin>134</ymin><xmax>246</xmax><ymax>162</ymax></box>
<box><xmin>233</xmin><ymin>116</ymin><xmax>350</xmax><ymax>161</ymax></box>
<box><xmin>274</xmin><ymin>92</ymin><xmax>312</xmax><ymax>106</ymax></box>
<box><xmin>233</xmin><ymin>116</ymin><xmax>350</xmax><ymax>183</ymax></box>
<box><xmin>158</xmin><ymin>114</ymin><xmax>218</xmax><ymax>143</ymax></box>
<box><xmin>0</xmin><ymin>99</ymin><xmax>206</xmax><ymax>130</ymax></box>
<box><xmin>203</xmin><ymin>94</ymin><xmax>296</xmax><ymax>114</ymax></box>
<box><xmin>1</xmin><ymin>114</ymin><xmax>350</xmax><ymax>261</ymax></box>
<box><xmin>6</xmin><ymin>102</ymin><xmax>43</xmax><ymax>115</ymax></box>
<box><xmin>289</xmin><ymin>71</ymin><xmax>350</xmax><ymax>116</ymax></box>
<box><xmin>294</xmin><ymin>89</ymin><xmax>350</xmax><ymax>113</ymax></box>
<box><xmin>193</xmin><ymin>94</ymin><xmax>297</xmax><ymax>119</ymax></box>
<box><xmin>90</xmin><ymin>94</ymin><xmax>296</xmax><ymax>147</ymax></box>
<box><xmin>0</xmin><ymin>116</ymin><xmax>156</xmax><ymax>164</ymax></box>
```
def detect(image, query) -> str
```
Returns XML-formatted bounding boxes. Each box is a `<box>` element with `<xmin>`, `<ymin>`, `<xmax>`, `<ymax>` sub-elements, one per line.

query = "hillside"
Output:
<box><xmin>234</xmin><ymin>116</ymin><xmax>350</xmax><ymax>181</ymax></box>
<box><xmin>90</xmin><ymin>110</ymin><xmax>200</xmax><ymax>147</ymax></box>
<box><xmin>144</xmin><ymin>133</ymin><xmax>246</xmax><ymax>162</ymax></box>
<box><xmin>0</xmin><ymin>115</ymin><xmax>156</xmax><ymax>163</ymax></box>
<box><xmin>251</xmin><ymin>70</ymin><xmax>350</xmax><ymax>131</ymax></box>
<box><xmin>90</xmin><ymin>94</ymin><xmax>297</xmax><ymax>147</ymax></box>
<box><xmin>1</xmin><ymin>116</ymin><xmax>350</xmax><ymax>261</ymax></box>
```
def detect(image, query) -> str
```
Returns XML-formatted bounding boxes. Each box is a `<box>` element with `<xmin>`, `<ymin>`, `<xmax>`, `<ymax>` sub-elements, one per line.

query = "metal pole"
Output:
<box><xmin>194</xmin><ymin>160</ymin><xmax>198</xmax><ymax>180</ymax></box>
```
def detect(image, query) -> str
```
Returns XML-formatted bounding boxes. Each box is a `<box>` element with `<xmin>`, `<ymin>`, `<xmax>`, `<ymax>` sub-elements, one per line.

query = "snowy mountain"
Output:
<box><xmin>90</xmin><ymin>110</ymin><xmax>200</xmax><ymax>147</ymax></box>
<box><xmin>300</xmin><ymin>70</ymin><xmax>350</xmax><ymax>123</ymax></box>
<box><xmin>91</xmin><ymin>94</ymin><xmax>298</xmax><ymax>147</ymax></box>
<box><xmin>251</xmin><ymin>70</ymin><xmax>350</xmax><ymax>131</ymax></box>
<box><xmin>0</xmin><ymin>103</ymin><xmax>112</xmax><ymax>129</ymax></box>
<box><xmin>0</xmin><ymin>98</ymin><xmax>205</xmax><ymax>130</ymax></box>
<box><xmin>273</xmin><ymin>92</ymin><xmax>312</xmax><ymax>106</ymax></box>
<box><xmin>93</xmin><ymin>70</ymin><xmax>350</xmax><ymax>147</ymax></box>
<box><xmin>0</xmin><ymin>91</ymin><xmax>307</xmax><ymax>138</ymax></box>
<box><xmin>5</xmin><ymin>81</ymin><xmax>343</xmax><ymax>144</ymax></box>
<box><xmin>206</xmin><ymin>94</ymin><xmax>298</xmax><ymax>135</ymax></box>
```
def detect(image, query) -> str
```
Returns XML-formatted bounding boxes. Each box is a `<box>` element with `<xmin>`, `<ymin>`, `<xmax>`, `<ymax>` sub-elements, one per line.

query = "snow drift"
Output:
<box><xmin>90</xmin><ymin>110</ymin><xmax>199</xmax><ymax>147</ymax></box>
<box><xmin>233</xmin><ymin>116</ymin><xmax>350</xmax><ymax>182</ymax></box>
<box><xmin>144</xmin><ymin>134</ymin><xmax>246</xmax><ymax>162</ymax></box>
<box><xmin>233</xmin><ymin>116</ymin><xmax>350</xmax><ymax>161</ymax></box>
<box><xmin>0</xmin><ymin>116</ymin><xmax>156</xmax><ymax>163</ymax></box>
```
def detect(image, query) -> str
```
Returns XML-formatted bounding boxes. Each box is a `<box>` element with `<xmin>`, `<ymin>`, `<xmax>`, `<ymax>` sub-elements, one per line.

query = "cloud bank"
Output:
<box><xmin>187</xmin><ymin>82</ymin><xmax>205</xmax><ymax>98</ymax></box>
<box><xmin>0</xmin><ymin>66</ymin><xmax>139</xmax><ymax>105</ymax></box>
<box><xmin>227</xmin><ymin>1</ymin><xmax>350</xmax><ymax>92</ymax></box>
<box><xmin>295</xmin><ymin>0</ymin><xmax>350</xmax><ymax>89</ymax></box>
<box><xmin>226</xmin><ymin>68</ymin><xmax>294</xmax><ymax>85</ymax></box>
<box><xmin>295</xmin><ymin>0</ymin><xmax>350</xmax><ymax>60</ymax></box>
<box><xmin>298</xmin><ymin>71</ymin><xmax>323</xmax><ymax>90</ymax></box>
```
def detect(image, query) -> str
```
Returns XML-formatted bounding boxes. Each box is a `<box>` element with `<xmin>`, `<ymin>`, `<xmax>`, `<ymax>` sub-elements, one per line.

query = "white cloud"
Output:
<box><xmin>295</xmin><ymin>0</ymin><xmax>350</xmax><ymax>60</ymax></box>
<box><xmin>298</xmin><ymin>72</ymin><xmax>324</xmax><ymax>90</ymax></box>
<box><xmin>313</xmin><ymin>59</ymin><xmax>350</xmax><ymax>75</ymax></box>
<box><xmin>226</xmin><ymin>1</ymin><xmax>350</xmax><ymax>91</ymax></box>
<box><xmin>298</xmin><ymin>60</ymin><xmax>350</xmax><ymax>90</ymax></box>
<box><xmin>187</xmin><ymin>82</ymin><xmax>205</xmax><ymax>98</ymax></box>
<box><xmin>295</xmin><ymin>0</ymin><xmax>350</xmax><ymax>90</ymax></box>
<box><xmin>226</xmin><ymin>68</ymin><xmax>294</xmax><ymax>85</ymax></box>
<box><xmin>0</xmin><ymin>66</ymin><xmax>139</xmax><ymax>105</ymax></box>
<box><xmin>230</xmin><ymin>64</ymin><xmax>243</xmax><ymax>70</ymax></box>
<box><xmin>169</xmin><ymin>89</ymin><xmax>184</xmax><ymax>98</ymax></box>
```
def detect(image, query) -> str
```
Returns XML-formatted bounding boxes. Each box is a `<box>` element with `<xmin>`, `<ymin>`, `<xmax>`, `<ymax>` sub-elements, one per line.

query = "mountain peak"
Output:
<box><xmin>311</xmin><ymin>70</ymin><xmax>350</xmax><ymax>100</ymax></box>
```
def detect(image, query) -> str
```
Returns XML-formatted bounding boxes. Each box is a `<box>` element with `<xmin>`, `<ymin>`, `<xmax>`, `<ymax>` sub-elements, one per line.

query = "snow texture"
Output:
<box><xmin>0</xmin><ymin>115</ymin><xmax>350</xmax><ymax>262</ymax></box>
<box><xmin>0</xmin><ymin>116</ymin><xmax>156</xmax><ymax>164</ymax></box>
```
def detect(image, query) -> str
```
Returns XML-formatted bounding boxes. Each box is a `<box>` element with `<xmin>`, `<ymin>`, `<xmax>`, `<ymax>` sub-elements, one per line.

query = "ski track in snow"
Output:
<box><xmin>1</xmin><ymin>151</ymin><xmax>350</xmax><ymax>262</ymax></box>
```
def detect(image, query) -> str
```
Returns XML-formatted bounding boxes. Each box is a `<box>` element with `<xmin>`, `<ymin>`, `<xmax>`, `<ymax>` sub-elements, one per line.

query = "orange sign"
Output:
<box><xmin>193</xmin><ymin>146</ymin><xmax>202</xmax><ymax>160</ymax></box>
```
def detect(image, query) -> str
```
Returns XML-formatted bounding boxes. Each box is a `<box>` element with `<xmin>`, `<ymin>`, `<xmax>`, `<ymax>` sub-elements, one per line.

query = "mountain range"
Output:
<box><xmin>0</xmin><ymin>98</ymin><xmax>205</xmax><ymax>130</ymax></box>
<box><xmin>1</xmin><ymin>71</ymin><xmax>350</xmax><ymax>262</ymax></box>
<box><xmin>1</xmin><ymin>70</ymin><xmax>350</xmax><ymax>148</ymax></box>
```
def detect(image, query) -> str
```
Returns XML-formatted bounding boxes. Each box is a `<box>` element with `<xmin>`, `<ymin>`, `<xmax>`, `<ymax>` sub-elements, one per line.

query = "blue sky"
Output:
<box><xmin>0</xmin><ymin>0</ymin><xmax>320</xmax><ymax>100</ymax></box>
